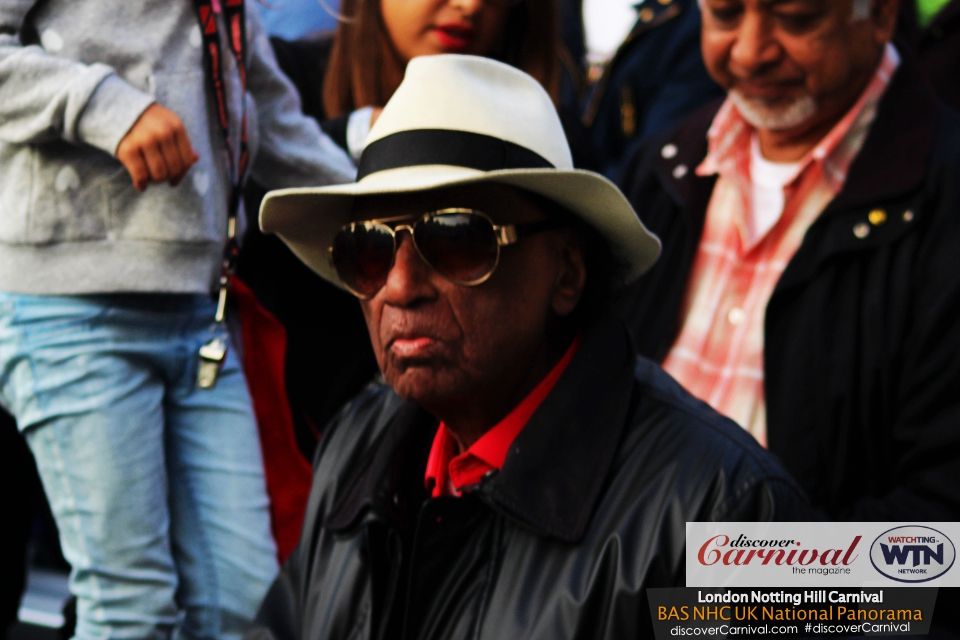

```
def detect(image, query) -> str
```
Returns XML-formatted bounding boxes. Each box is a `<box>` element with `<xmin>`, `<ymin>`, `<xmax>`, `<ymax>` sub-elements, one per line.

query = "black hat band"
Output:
<box><xmin>356</xmin><ymin>129</ymin><xmax>555</xmax><ymax>180</ymax></box>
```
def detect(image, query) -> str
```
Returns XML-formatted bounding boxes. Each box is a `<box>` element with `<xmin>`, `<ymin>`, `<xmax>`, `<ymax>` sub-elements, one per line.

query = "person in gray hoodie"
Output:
<box><xmin>0</xmin><ymin>1</ymin><xmax>356</xmax><ymax>639</ymax></box>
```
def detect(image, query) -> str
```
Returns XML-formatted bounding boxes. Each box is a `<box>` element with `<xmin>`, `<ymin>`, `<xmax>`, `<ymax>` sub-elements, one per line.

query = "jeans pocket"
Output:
<box><xmin>8</xmin><ymin>294</ymin><xmax>109</xmax><ymax>346</ymax></box>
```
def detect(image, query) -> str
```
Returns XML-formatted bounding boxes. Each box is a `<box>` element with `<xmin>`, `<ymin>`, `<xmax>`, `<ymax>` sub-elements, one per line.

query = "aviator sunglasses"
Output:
<box><xmin>330</xmin><ymin>208</ymin><xmax>560</xmax><ymax>299</ymax></box>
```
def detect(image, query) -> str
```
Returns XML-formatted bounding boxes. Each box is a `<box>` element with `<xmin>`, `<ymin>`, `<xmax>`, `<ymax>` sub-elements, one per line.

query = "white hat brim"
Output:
<box><xmin>259</xmin><ymin>164</ymin><xmax>661</xmax><ymax>290</ymax></box>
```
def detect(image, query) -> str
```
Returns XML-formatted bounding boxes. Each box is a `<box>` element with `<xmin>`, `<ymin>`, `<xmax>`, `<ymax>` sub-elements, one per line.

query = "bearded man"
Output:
<box><xmin>619</xmin><ymin>0</ymin><xmax>960</xmax><ymax>521</ymax></box>
<box><xmin>246</xmin><ymin>55</ymin><xmax>810</xmax><ymax>640</ymax></box>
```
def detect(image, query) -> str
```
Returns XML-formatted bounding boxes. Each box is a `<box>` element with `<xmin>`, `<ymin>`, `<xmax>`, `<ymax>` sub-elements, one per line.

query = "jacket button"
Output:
<box><xmin>868</xmin><ymin>209</ymin><xmax>887</xmax><ymax>225</ymax></box>
<box><xmin>853</xmin><ymin>222</ymin><xmax>870</xmax><ymax>239</ymax></box>
<box><xmin>903</xmin><ymin>210</ymin><xmax>914</xmax><ymax>222</ymax></box>
<box><xmin>672</xmin><ymin>164</ymin><xmax>688</xmax><ymax>179</ymax></box>
<box><xmin>661</xmin><ymin>143</ymin><xmax>678</xmax><ymax>159</ymax></box>
<box><xmin>639</xmin><ymin>7</ymin><xmax>655</xmax><ymax>21</ymax></box>
<box><xmin>727</xmin><ymin>307</ymin><xmax>746</xmax><ymax>326</ymax></box>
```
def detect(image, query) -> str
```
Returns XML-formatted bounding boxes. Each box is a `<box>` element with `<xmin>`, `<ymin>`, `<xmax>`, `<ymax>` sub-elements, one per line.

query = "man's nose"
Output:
<box><xmin>729</xmin><ymin>12</ymin><xmax>782</xmax><ymax>76</ymax></box>
<box><xmin>380</xmin><ymin>232</ymin><xmax>436</xmax><ymax>306</ymax></box>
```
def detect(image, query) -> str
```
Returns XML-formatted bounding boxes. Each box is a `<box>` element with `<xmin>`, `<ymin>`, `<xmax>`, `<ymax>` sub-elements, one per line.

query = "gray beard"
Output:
<box><xmin>731</xmin><ymin>90</ymin><xmax>818</xmax><ymax>131</ymax></box>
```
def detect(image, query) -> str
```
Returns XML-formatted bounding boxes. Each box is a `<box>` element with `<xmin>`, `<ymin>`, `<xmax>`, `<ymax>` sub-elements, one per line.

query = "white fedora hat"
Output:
<box><xmin>260</xmin><ymin>54</ymin><xmax>661</xmax><ymax>287</ymax></box>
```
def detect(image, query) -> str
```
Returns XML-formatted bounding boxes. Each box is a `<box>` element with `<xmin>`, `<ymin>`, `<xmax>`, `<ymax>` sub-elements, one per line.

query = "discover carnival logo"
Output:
<box><xmin>686</xmin><ymin>523</ymin><xmax>960</xmax><ymax>587</ymax></box>
<box><xmin>869</xmin><ymin>526</ymin><xmax>956</xmax><ymax>583</ymax></box>
<box><xmin>697</xmin><ymin>534</ymin><xmax>862</xmax><ymax>569</ymax></box>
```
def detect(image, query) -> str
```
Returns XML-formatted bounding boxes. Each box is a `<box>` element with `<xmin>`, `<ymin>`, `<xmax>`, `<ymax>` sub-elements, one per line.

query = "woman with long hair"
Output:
<box><xmin>267</xmin><ymin>0</ymin><xmax>564</xmax><ymax>165</ymax></box>
<box><xmin>322</xmin><ymin>0</ymin><xmax>560</xmax><ymax>121</ymax></box>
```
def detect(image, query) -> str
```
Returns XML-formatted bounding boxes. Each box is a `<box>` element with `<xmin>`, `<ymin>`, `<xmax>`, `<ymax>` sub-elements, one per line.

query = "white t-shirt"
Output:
<box><xmin>582</xmin><ymin>0</ymin><xmax>637</xmax><ymax>66</ymax></box>
<box><xmin>748</xmin><ymin>134</ymin><xmax>802</xmax><ymax>247</ymax></box>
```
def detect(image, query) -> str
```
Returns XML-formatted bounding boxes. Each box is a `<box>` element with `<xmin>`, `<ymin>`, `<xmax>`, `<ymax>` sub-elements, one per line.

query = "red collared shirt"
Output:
<box><xmin>424</xmin><ymin>336</ymin><xmax>581</xmax><ymax>498</ymax></box>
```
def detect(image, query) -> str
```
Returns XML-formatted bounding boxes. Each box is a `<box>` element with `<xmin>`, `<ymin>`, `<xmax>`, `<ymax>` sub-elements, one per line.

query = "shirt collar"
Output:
<box><xmin>425</xmin><ymin>334</ymin><xmax>582</xmax><ymax>497</ymax></box>
<box><xmin>697</xmin><ymin>43</ymin><xmax>901</xmax><ymax>194</ymax></box>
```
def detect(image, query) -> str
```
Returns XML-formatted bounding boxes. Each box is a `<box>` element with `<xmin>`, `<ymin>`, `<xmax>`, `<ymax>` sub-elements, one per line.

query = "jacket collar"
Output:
<box><xmin>479</xmin><ymin>318</ymin><xmax>637</xmax><ymax>542</ymax></box>
<box><xmin>654</xmin><ymin>98</ymin><xmax>720</xmax><ymax>242</ymax></box>
<box><xmin>820</xmin><ymin>49</ymin><xmax>937</xmax><ymax>216</ymax></box>
<box><xmin>655</xmin><ymin>50</ymin><xmax>938</xmax><ymax>226</ymax></box>
<box><xmin>324</xmin><ymin>318</ymin><xmax>637</xmax><ymax>544</ymax></box>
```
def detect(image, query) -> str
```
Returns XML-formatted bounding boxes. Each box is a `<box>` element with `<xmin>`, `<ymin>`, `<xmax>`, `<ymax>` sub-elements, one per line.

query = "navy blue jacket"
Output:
<box><xmin>567</xmin><ymin>0</ymin><xmax>723</xmax><ymax>179</ymax></box>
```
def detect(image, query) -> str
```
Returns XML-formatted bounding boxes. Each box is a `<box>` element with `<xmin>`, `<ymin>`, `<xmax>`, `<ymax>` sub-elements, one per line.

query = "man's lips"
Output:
<box><xmin>389</xmin><ymin>336</ymin><xmax>440</xmax><ymax>359</ymax></box>
<box><xmin>433</xmin><ymin>23</ymin><xmax>474</xmax><ymax>52</ymax></box>
<box><xmin>733</xmin><ymin>78</ymin><xmax>803</xmax><ymax>101</ymax></box>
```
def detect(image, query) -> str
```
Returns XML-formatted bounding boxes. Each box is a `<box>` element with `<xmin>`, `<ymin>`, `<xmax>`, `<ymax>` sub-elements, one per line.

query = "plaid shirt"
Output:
<box><xmin>662</xmin><ymin>44</ymin><xmax>900</xmax><ymax>446</ymax></box>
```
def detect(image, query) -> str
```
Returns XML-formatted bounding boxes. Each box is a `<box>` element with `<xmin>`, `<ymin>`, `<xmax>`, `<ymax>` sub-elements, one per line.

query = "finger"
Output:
<box><xmin>119</xmin><ymin>146</ymin><xmax>150</xmax><ymax>192</ymax></box>
<box><xmin>174</xmin><ymin>126</ymin><xmax>198</xmax><ymax>169</ymax></box>
<box><xmin>142</xmin><ymin>138</ymin><xmax>170</xmax><ymax>184</ymax></box>
<box><xmin>159</xmin><ymin>133</ymin><xmax>184</xmax><ymax>185</ymax></box>
<box><xmin>170</xmin><ymin>129</ymin><xmax>198</xmax><ymax>186</ymax></box>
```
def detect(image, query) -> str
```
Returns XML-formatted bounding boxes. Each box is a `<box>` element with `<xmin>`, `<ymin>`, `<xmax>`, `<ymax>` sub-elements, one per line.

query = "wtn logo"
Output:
<box><xmin>870</xmin><ymin>526</ymin><xmax>956</xmax><ymax>583</ymax></box>
<box><xmin>880</xmin><ymin>542</ymin><xmax>944</xmax><ymax>566</ymax></box>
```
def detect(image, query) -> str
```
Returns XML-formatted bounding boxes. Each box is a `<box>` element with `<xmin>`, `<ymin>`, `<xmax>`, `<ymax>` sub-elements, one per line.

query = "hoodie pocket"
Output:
<box><xmin>0</xmin><ymin>142</ymin><xmax>116</xmax><ymax>245</ymax></box>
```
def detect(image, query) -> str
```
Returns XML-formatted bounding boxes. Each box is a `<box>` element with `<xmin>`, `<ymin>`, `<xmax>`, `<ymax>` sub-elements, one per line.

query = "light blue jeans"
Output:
<box><xmin>0</xmin><ymin>293</ymin><xmax>278</xmax><ymax>640</ymax></box>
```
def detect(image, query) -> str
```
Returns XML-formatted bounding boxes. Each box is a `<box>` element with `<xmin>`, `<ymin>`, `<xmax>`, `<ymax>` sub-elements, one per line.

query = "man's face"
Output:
<box><xmin>700</xmin><ymin>0</ymin><xmax>897</xmax><ymax>133</ymax></box>
<box><xmin>353</xmin><ymin>184</ymin><xmax>586</xmax><ymax>415</ymax></box>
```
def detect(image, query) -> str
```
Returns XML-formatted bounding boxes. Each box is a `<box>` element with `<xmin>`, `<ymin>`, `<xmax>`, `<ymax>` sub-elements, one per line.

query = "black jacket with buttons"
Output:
<box><xmin>247</xmin><ymin>319</ymin><xmax>811</xmax><ymax>640</ymax></box>
<box><xmin>618</xmin><ymin>52</ymin><xmax>960</xmax><ymax>521</ymax></box>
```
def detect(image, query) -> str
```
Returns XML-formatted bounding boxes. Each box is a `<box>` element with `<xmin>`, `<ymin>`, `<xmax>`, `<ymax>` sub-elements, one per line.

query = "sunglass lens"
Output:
<box><xmin>331</xmin><ymin>223</ymin><xmax>395</xmax><ymax>297</ymax></box>
<box><xmin>414</xmin><ymin>213</ymin><xmax>499</xmax><ymax>284</ymax></box>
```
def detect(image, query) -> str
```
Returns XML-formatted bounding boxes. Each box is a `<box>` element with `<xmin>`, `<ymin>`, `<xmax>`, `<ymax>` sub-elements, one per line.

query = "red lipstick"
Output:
<box><xmin>433</xmin><ymin>22</ymin><xmax>475</xmax><ymax>52</ymax></box>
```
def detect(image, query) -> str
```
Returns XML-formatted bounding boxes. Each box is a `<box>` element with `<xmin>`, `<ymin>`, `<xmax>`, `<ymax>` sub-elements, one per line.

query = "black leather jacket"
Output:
<box><xmin>249</xmin><ymin>319</ymin><xmax>811</xmax><ymax>640</ymax></box>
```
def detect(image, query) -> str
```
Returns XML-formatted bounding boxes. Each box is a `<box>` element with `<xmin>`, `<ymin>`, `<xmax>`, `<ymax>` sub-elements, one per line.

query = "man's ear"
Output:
<box><xmin>550</xmin><ymin>231</ymin><xmax>587</xmax><ymax>318</ymax></box>
<box><xmin>871</xmin><ymin>0</ymin><xmax>900</xmax><ymax>45</ymax></box>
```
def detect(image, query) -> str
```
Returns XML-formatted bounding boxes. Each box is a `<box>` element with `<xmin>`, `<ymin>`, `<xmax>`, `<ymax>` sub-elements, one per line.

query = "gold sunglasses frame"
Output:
<box><xmin>328</xmin><ymin>208</ymin><xmax>547</xmax><ymax>299</ymax></box>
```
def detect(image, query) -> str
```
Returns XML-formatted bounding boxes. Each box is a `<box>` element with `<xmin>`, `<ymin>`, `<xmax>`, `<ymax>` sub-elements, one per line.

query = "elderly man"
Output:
<box><xmin>620</xmin><ymin>0</ymin><xmax>960</xmax><ymax>520</ymax></box>
<box><xmin>250</xmin><ymin>55</ymin><xmax>810</xmax><ymax>640</ymax></box>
